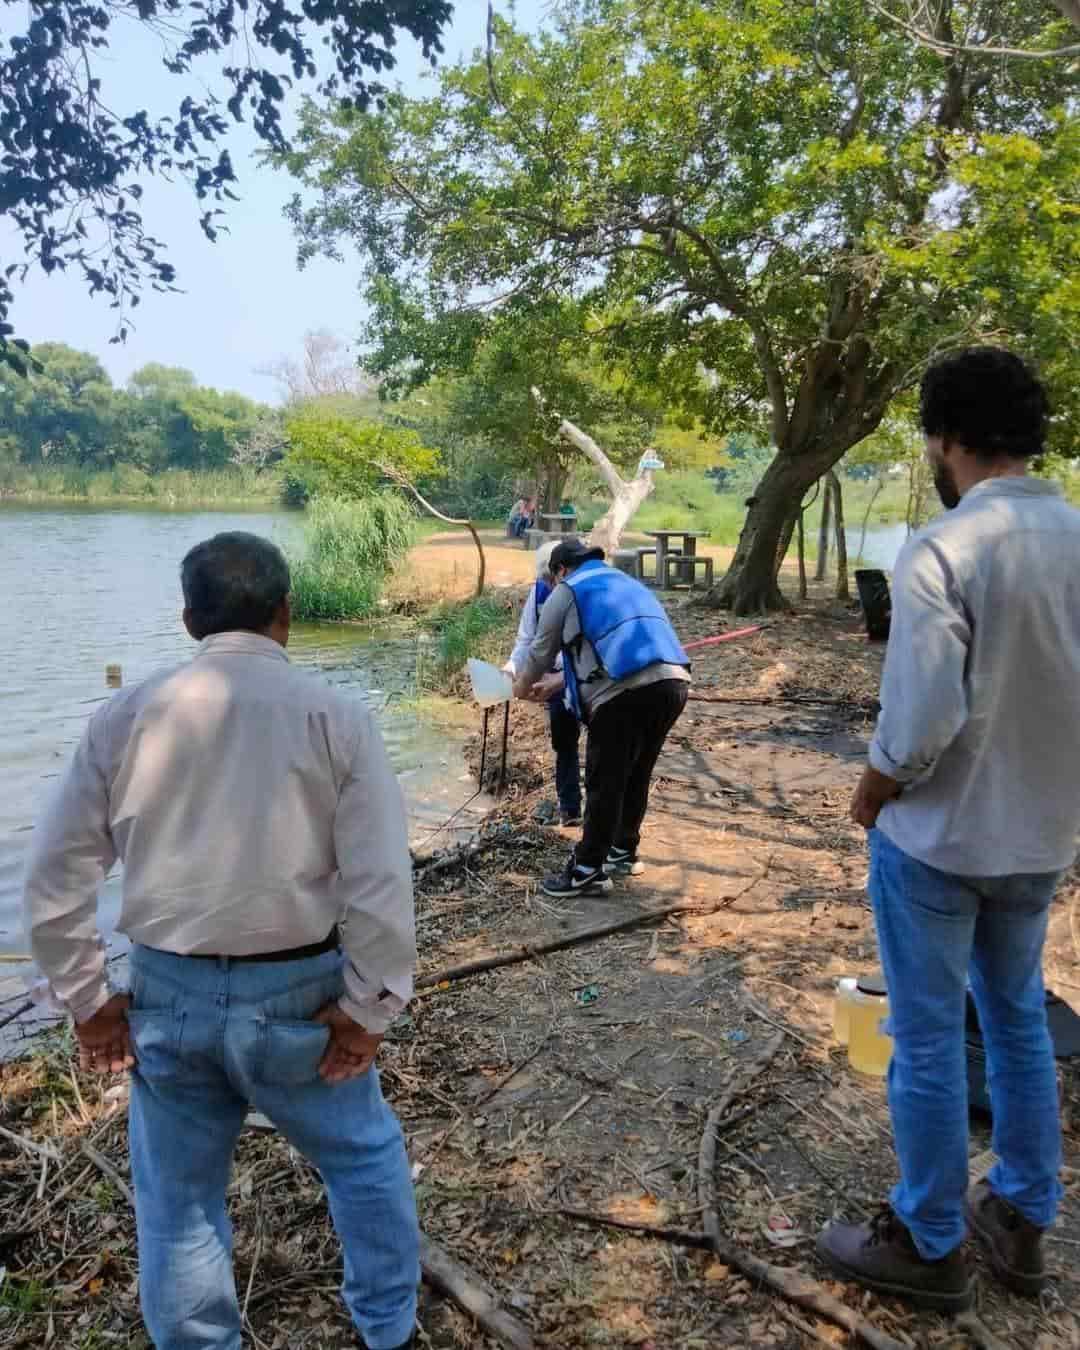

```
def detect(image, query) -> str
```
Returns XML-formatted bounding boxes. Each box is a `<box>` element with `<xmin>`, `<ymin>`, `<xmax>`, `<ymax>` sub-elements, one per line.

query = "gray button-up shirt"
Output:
<box><xmin>24</xmin><ymin>632</ymin><xmax>416</xmax><ymax>1030</ymax></box>
<box><xmin>872</xmin><ymin>476</ymin><xmax>1080</xmax><ymax>876</ymax></box>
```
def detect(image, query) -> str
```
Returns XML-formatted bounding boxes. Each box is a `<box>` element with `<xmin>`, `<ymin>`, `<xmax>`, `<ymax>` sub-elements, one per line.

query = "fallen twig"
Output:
<box><xmin>0</xmin><ymin>1121</ymin><xmax>60</xmax><ymax>1161</ymax></box>
<box><xmin>557</xmin><ymin>1207</ymin><xmax>711</xmax><ymax>1249</ymax></box>
<box><xmin>687</xmin><ymin>691</ymin><xmax>877</xmax><ymax>712</ymax></box>
<box><xmin>698</xmin><ymin>1032</ymin><xmax>906</xmax><ymax>1350</ymax></box>
<box><xmin>698</xmin><ymin>1031</ymin><xmax>785</xmax><ymax>1190</ymax></box>
<box><xmin>413</xmin><ymin>836</ymin><xmax>486</xmax><ymax>886</ymax></box>
<box><xmin>42</xmin><ymin>1124</ymin><xmax>536</xmax><ymax>1348</ymax></box>
<box><xmin>80</xmin><ymin>1140</ymin><xmax>134</xmax><ymax>1206</ymax></box>
<box><xmin>423</xmin><ymin>1036</ymin><xmax>550</xmax><ymax>1163</ymax></box>
<box><xmin>741</xmin><ymin>995</ymin><xmax>820</xmax><ymax>1051</ymax></box>
<box><xmin>954</xmin><ymin>1312</ymin><xmax>1011</xmax><ymax>1350</ymax></box>
<box><xmin>418</xmin><ymin>899</ymin><xmax>732</xmax><ymax>989</ymax></box>
<box><xmin>419</xmin><ymin>1233</ymin><xmax>535</xmax><ymax>1350</ymax></box>
<box><xmin>549</xmin><ymin>1093</ymin><xmax>591</xmax><ymax>1135</ymax></box>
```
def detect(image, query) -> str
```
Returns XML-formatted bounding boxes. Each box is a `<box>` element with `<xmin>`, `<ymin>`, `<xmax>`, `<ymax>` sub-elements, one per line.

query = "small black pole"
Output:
<box><xmin>478</xmin><ymin>707</ymin><xmax>491</xmax><ymax>788</ymax></box>
<box><xmin>497</xmin><ymin>700</ymin><xmax>510</xmax><ymax>795</ymax></box>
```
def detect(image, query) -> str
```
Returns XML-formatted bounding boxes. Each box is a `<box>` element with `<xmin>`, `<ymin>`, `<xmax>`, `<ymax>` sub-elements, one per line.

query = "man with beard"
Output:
<box><xmin>818</xmin><ymin>348</ymin><xmax>1080</xmax><ymax>1309</ymax></box>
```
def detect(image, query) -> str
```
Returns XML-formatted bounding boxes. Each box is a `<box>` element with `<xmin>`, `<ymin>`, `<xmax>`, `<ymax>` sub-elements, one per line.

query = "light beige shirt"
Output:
<box><xmin>24</xmin><ymin>632</ymin><xmax>416</xmax><ymax>1032</ymax></box>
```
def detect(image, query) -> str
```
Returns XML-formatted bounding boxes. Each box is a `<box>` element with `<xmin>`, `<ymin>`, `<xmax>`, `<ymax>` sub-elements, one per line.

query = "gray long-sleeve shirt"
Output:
<box><xmin>872</xmin><ymin>476</ymin><xmax>1080</xmax><ymax>876</ymax></box>
<box><xmin>519</xmin><ymin>572</ymin><xmax>689</xmax><ymax>718</ymax></box>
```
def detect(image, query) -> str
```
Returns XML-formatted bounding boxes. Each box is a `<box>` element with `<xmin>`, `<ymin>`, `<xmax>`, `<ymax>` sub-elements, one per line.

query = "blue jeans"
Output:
<box><xmin>548</xmin><ymin>694</ymin><xmax>582</xmax><ymax>818</ymax></box>
<box><xmin>127</xmin><ymin>945</ymin><xmax>419</xmax><ymax>1350</ymax></box>
<box><xmin>869</xmin><ymin>829</ymin><xmax>1063</xmax><ymax>1259</ymax></box>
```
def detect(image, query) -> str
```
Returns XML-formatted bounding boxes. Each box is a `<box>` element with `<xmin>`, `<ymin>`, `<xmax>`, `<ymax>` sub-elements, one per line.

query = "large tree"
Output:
<box><xmin>0</xmin><ymin>343</ymin><xmax>270</xmax><ymax>470</ymax></box>
<box><xmin>358</xmin><ymin>291</ymin><xmax>665</xmax><ymax>511</ymax></box>
<box><xmin>281</xmin><ymin>0</ymin><xmax>1078</xmax><ymax>611</ymax></box>
<box><xmin>0</xmin><ymin>0</ymin><xmax>452</xmax><ymax>373</ymax></box>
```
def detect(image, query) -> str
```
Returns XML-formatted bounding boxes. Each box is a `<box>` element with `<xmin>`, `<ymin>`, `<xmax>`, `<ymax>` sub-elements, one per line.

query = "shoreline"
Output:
<box><xmin>2</xmin><ymin>599</ymin><xmax>1076</xmax><ymax>1349</ymax></box>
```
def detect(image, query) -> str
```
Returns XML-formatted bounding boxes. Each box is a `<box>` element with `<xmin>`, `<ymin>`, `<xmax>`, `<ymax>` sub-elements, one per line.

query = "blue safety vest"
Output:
<box><xmin>534</xmin><ymin>578</ymin><xmax>552</xmax><ymax>622</ymax></box>
<box><xmin>560</xmin><ymin>560</ymin><xmax>689</xmax><ymax>721</ymax></box>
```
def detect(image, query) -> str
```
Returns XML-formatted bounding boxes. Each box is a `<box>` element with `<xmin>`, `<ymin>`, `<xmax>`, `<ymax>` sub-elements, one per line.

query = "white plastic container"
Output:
<box><xmin>832</xmin><ymin>977</ymin><xmax>858</xmax><ymax>1045</ymax></box>
<box><xmin>466</xmin><ymin>658</ymin><xmax>513</xmax><ymax>707</ymax></box>
<box><xmin>848</xmin><ymin>971</ymin><xmax>893</xmax><ymax>1077</ymax></box>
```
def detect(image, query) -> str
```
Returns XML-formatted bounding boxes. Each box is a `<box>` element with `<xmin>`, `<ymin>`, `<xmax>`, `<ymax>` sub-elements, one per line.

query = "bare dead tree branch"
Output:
<box><xmin>376</xmin><ymin>461</ymin><xmax>486</xmax><ymax>598</ymax></box>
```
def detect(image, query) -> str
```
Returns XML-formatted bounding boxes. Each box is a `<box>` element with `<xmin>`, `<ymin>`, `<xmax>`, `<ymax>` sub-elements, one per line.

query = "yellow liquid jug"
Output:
<box><xmin>832</xmin><ymin>977</ymin><xmax>858</xmax><ymax>1045</ymax></box>
<box><xmin>848</xmin><ymin>971</ymin><xmax>892</xmax><ymax>1077</ymax></box>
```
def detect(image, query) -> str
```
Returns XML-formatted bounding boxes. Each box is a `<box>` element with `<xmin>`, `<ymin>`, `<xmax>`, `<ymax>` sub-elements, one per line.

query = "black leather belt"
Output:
<box><xmin>183</xmin><ymin>927</ymin><xmax>340</xmax><ymax>965</ymax></box>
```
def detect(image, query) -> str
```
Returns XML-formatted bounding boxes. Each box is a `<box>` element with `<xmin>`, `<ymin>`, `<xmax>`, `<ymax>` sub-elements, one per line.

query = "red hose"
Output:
<box><xmin>683</xmin><ymin>624</ymin><xmax>766</xmax><ymax>653</ymax></box>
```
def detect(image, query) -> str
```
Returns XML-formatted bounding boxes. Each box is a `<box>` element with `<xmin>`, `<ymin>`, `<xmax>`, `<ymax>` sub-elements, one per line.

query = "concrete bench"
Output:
<box><xmin>524</xmin><ymin>528</ymin><xmax>580</xmax><ymax>551</ymax></box>
<box><xmin>637</xmin><ymin>544</ymin><xmax>687</xmax><ymax>584</ymax></box>
<box><xmin>665</xmin><ymin>554</ymin><xmax>714</xmax><ymax>589</ymax></box>
<box><xmin>613</xmin><ymin>548</ymin><xmax>643</xmax><ymax>579</ymax></box>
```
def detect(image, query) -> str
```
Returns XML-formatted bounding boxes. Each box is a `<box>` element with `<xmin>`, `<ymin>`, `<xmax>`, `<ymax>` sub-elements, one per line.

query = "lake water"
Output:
<box><xmin>848</xmin><ymin>521</ymin><xmax>909</xmax><ymax>571</ymax></box>
<box><xmin>0</xmin><ymin>505</ymin><xmax>482</xmax><ymax>969</ymax></box>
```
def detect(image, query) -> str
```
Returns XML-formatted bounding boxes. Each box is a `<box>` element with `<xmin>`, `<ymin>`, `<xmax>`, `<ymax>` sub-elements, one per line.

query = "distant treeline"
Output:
<box><xmin>0</xmin><ymin>343</ymin><xmax>279</xmax><ymax>473</ymax></box>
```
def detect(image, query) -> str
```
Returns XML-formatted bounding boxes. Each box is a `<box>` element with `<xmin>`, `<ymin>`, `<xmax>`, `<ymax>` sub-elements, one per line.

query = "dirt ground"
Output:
<box><xmin>1</xmin><ymin>594</ymin><xmax>1078</xmax><ymax>1350</ymax></box>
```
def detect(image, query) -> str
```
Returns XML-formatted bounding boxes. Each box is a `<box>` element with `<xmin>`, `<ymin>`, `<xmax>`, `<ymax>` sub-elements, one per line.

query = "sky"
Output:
<box><xmin>3</xmin><ymin>2</ymin><xmax>549</xmax><ymax>403</ymax></box>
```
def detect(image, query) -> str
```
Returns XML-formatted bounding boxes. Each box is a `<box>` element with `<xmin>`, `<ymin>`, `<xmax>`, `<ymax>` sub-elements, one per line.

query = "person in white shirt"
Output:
<box><xmin>25</xmin><ymin>531</ymin><xmax>419</xmax><ymax>1350</ymax></box>
<box><xmin>503</xmin><ymin>540</ymin><xmax>582</xmax><ymax>825</ymax></box>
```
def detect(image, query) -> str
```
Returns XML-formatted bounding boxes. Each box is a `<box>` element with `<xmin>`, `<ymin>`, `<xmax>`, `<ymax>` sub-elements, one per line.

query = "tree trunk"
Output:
<box><xmin>796</xmin><ymin>511</ymin><xmax>807</xmax><ymax>601</ymax></box>
<box><xmin>588</xmin><ymin>474</ymin><xmax>656</xmax><ymax>557</ymax></box>
<box><xmin>530</xmin><ymin>388</ymin><xmax>657</xmax><ymax>554</ymax></box>
<box><xmin>704</xmin><ymin>452</ymin><xmax>830</xmax><ymax>613</ymax></box>
<box><xmin>815</xmin><ymin>475</ymin><xmax>832</xmax><ymax>582</ymax></box>
<box><xmin>829</xmin><ymin>469</ymin><xmax>849</xmax><ymax>601</ymax></box>
<box><xmin>541</xmin><ymin>456</ymin><xmax>567</xmax><ymax>515</ymax></box>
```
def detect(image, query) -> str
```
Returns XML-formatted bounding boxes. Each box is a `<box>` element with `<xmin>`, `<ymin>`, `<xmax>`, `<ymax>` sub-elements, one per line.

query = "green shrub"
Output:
<box><xmin>631</xmin><ymin>471</ymin><xmax>749</xmax><ymax>546</ymax></box>
<box><xmin>281</xmin><ymin>470</ymin><xmax>311</xmax><ymax>508</ymax></box>
<box><xmin>288</xmin><ymin>493</ymin><xmax>417</xmax><ymax>622</ymax></box>
<box><xmin>111</xmin><ymin>464</ymin><xmax>154</xmax><ymax>497</ymax></box>
<box><xmin>415</xmin><ymin>594</ymin><xmax>516</xmax><ymax>695</ymax></box>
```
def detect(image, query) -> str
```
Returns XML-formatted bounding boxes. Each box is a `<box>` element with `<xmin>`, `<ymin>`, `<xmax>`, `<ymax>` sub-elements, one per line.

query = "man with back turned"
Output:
<box><xmin>513</xmin><ymin>538</ymin><xmax>690</xmax><ymax>898</ymax></box>
<box><xmin>818</xmin><ymin>349</ymin><xmax>1080</xmax><ymax>1310</ymax></box>
<box><xmin>25</xmin><ymin>531</ymin><xmax>419</xmax><ymax>1350</ymax></box>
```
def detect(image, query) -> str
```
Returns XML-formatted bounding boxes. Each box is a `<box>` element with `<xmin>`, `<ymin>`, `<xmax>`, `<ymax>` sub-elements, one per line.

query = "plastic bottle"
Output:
<box><xmin>832</xmin><ymin>977</ymin><xmax>858</xmax><ymax>1045</ymax></box>
<box><xmin>847</xmin><ymin>971</ymin><xmax>893</xmax><ymax>1077</ymax></box>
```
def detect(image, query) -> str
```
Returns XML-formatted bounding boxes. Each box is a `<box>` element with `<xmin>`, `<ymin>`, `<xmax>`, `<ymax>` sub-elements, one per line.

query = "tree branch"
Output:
<box><xmin>869</xmin><ymin>0</ymin><xmax>1080</xmax><ymax>58</ymax></box>
<box><xmin>376</xmin><ymin>461</ymin><xmax>486</xmax><ymax>598</ymax></box>
<box><xmin>486</xmin><ymin>2</ymin><xmax>502</xmax><ymax>104</ymax></box>
<box><xmin>529</xmin><ymin>386</ymin><xmax>626</xmax><ymax>497</ymax></box>
<box><xmin>1052</xmin><ymin>0</ymin><xmax>1080</xmax><ymax>30</ymax></box>
<box><xmin>662</xmin><ymin>215</ymin><xmax>789</xmax><ymax>446</ymax></box>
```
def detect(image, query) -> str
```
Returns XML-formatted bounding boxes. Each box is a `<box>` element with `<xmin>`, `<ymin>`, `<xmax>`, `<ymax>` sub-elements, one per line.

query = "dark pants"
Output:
<box><xmin>548</xmin><ymin>694</ymin><xmax>582</xmax><ymax>818</ymax></box>
<box><xmin>576</xmin><ymin>679</ymin><xmax>688</xmax><ymax>869</ymax></box>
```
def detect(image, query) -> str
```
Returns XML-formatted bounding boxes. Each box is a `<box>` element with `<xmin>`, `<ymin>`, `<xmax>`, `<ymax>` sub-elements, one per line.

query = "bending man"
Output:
<box><xmin>503</xmin><ymin>540</ymin><xmax>582</xmax><ymax>826</ymax></box>
<box><xmin>513</xmin><ymin>539</ymin><xmax>690</xmax><ymax>898</ymax></box>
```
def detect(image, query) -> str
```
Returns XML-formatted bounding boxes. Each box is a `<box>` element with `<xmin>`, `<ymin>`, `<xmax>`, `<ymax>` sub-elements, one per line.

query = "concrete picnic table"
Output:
<box><xmin>643</xmin><ymin>529</ymin><xmax>710</xmax><ymax>588</ymax></box>
<box><xmin>540</xmin><ymin>512</ymin><xmax>578</xmax><ymax>535</ymax></box>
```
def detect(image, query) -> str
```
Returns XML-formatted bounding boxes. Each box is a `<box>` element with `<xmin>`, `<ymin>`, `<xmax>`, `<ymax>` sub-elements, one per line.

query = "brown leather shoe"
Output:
<box><xmin>817</xmin><ymin>1207</ymin><xmax>973</xmax><ymax>1312</ymax></box>
<box><xmin>966</xmin><ymin>1180</ymin><xmax>1047</xmax><ymax>1295</ymax></box>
